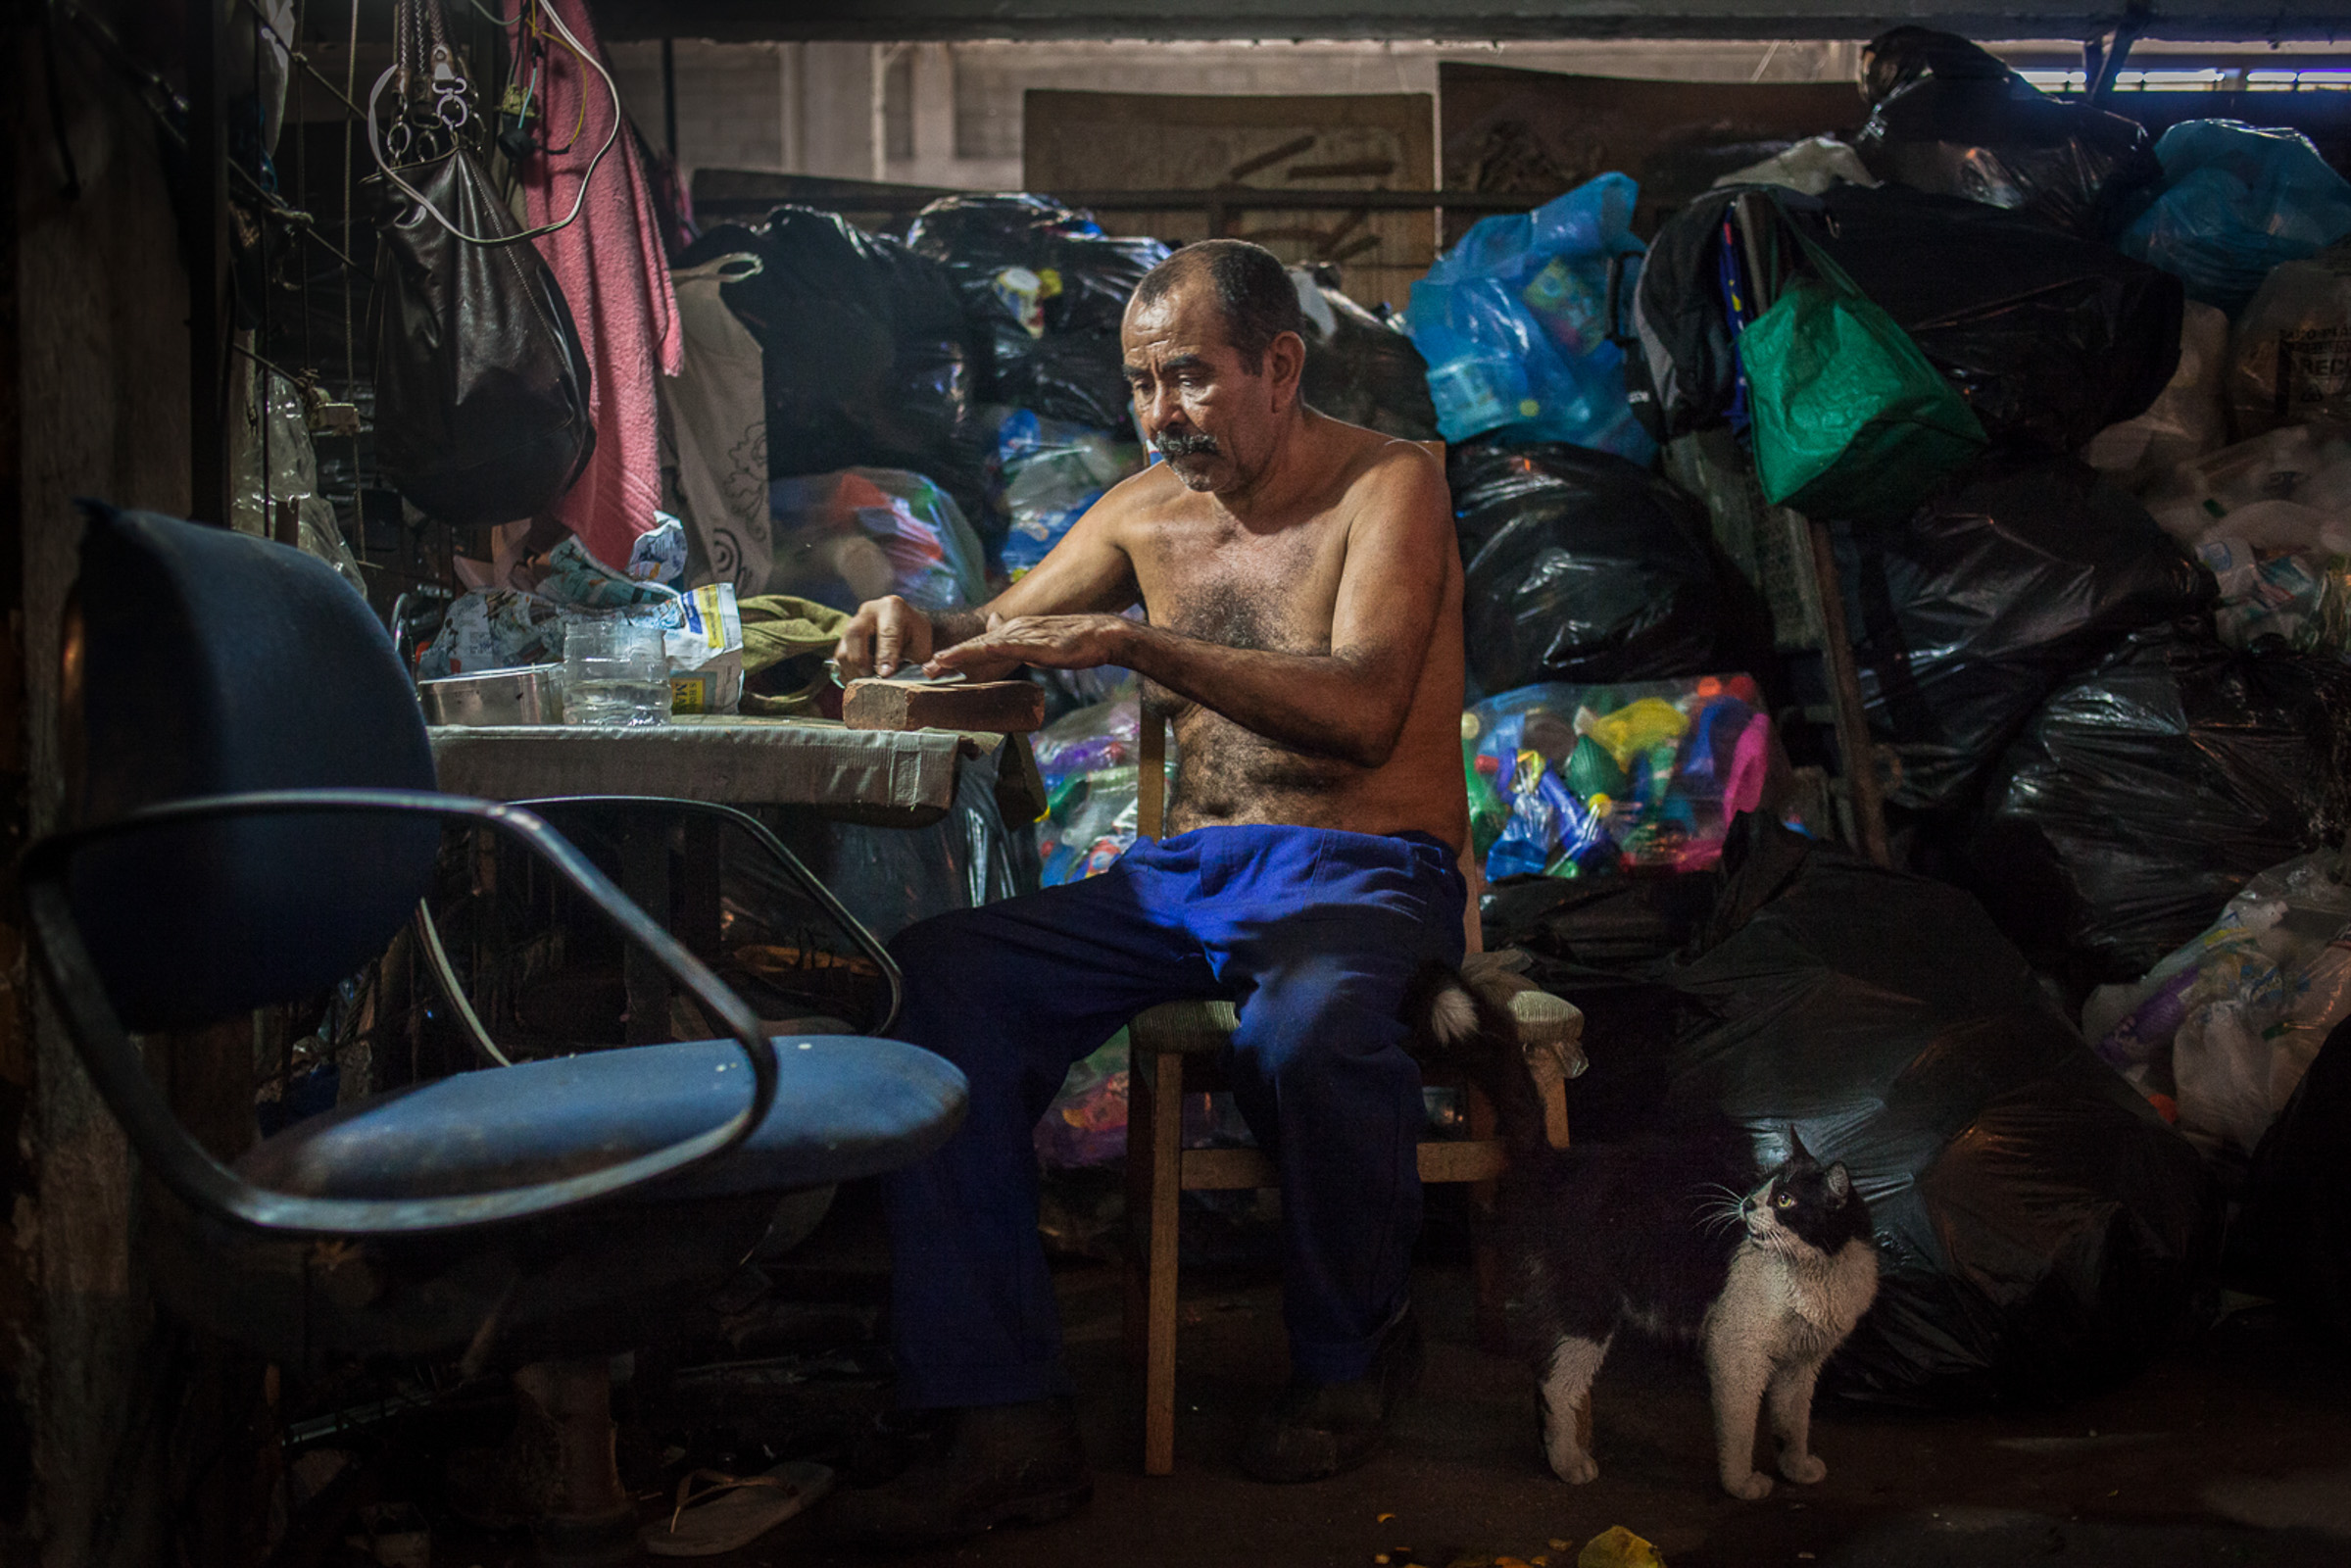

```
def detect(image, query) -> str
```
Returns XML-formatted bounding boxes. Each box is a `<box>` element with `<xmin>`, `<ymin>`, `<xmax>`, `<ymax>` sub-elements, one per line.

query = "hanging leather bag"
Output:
<box><xmin>367</xmin><ymin>0</ymin><xmax>596</xmax><ymax>527</ymax></box>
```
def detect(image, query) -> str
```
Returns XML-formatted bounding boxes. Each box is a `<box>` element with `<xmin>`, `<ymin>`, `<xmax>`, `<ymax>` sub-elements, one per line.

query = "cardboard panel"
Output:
<box><xmin>1025</xmin><ymin>89</ymin><xmax>1437</xmax><ymax>312</ymax></box>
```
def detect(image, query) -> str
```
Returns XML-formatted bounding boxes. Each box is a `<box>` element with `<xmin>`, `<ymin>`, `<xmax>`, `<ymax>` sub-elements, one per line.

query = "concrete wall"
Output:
<box><xmin>610</xmin><ymin>36</ymin><xmax>1864</xmax><ymax>197</ymax></box>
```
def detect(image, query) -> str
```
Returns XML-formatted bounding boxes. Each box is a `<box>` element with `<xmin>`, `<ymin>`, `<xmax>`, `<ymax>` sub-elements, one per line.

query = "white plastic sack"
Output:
<box><xmin>2141</xmin><ymin>423</ymin><xmax>2351</xmax><ymax>550</ymax></box>
<box><xmin>2084</xmin><ymin>300</ymin><xmax>2229</xmax><ymax>486</ymax></box>
<box><xmin>2229</xmin><ymin>242</ymin><xmax>2351</xmax><ymax>439</ymax></box>
<box><xmin>1714</xmin><ymin>135</ymin><xmax>1880</xmax><ymax>197</ymax></box>
<box><xmin>2087</xmin><ymin>849</ymin><xmax>2351</xmax><ymax>1154</ymax></box>
<box><xmin>663</xmin><ymin>254</ymin><xmax>774</xmax><ymax>597</ymax></box>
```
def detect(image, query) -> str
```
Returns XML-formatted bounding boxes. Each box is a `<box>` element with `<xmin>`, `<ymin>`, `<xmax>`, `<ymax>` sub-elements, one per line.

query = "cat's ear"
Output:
<box><xmin>1786</xmin><ymin>1124</ymin><xmax>1812</xmax><ymax>1165</ymax></box>
<box><xmin>1825</xmin><ymin>1162</ymin><xmax>1852</xmax><ymax>1200</ymax></box>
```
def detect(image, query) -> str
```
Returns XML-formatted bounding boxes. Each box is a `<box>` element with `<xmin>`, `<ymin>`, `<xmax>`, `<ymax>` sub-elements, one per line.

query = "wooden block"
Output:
<box><xmin>841</xmin><ymin>678</ymin><xmax>1046</xmax><ymax>733</ymax></box>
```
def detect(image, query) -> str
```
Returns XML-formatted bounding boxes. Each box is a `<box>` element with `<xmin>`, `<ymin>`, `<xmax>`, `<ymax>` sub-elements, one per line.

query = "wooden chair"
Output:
<box><xmin>1116</xmin><ymin>712</ymin><xmax>1584</xmax><ymax>1474</ymax></box>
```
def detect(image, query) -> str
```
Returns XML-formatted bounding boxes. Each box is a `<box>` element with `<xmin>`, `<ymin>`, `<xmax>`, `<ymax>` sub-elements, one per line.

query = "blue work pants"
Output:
<box><xmin>882</xmin><ymin>824</ymin><xmax>1467</xmax><ymax>1408</ymax></box>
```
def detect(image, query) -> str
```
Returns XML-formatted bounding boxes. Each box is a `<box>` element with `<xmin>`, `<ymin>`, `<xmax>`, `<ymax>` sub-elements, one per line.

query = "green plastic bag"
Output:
<box><xmin>1740</xmin><ymin>214</ymin><xmax>1985</xmax><ymax>523</ymax></box>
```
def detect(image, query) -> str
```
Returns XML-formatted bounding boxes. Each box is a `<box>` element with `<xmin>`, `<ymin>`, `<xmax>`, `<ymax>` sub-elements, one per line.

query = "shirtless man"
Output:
<box><xmin>825</xmin><ymin>241</ymin><xmax>1468</xmax><ymax>1546</ymax></box>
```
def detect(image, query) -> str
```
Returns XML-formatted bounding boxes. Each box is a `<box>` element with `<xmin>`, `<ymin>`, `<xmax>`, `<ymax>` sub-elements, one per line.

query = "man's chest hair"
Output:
<box><xmin>1134</xmin><ymin>519</ymin><xmax>1345</xmax><ymax>656</ymax></box>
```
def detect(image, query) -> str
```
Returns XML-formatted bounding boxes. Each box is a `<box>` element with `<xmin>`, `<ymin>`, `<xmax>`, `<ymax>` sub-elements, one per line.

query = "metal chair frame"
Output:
<box><xmin>23</xmin><ymin>788</ymin><xmax>785</xmax><ymax>1238</ymax></box>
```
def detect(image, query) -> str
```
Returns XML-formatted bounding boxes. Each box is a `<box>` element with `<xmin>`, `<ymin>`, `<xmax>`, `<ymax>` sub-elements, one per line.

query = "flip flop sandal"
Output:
<box><xmin>638</xmin><ymin>1460</ymin><xmax>835</xmax><ymax>1557</ymax></box>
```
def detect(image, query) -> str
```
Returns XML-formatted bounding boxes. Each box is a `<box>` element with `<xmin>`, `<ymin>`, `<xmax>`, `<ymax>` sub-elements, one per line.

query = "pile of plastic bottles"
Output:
<box><xmin>1465</xmin><ymin>675</ymin><xmax>1779</xmax><ymax>881</ymax></box>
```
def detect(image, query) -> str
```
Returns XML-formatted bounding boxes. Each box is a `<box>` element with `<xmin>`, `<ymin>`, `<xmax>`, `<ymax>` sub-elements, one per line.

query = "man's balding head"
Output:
<box><xmin>1128</xmin><ymin>239</ymin><xmax>1306</xmax><ymax>374</ymax></box>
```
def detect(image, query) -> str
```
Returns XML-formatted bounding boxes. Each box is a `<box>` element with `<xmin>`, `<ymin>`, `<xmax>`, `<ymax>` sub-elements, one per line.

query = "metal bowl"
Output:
<box><xmin>418</xmin><ymin>664</ymin><xmax>563</xmax><ymax>726</ymax></box>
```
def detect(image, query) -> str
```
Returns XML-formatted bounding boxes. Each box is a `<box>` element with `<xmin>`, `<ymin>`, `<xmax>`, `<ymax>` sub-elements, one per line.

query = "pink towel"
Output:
<box><xmin>510</xmin><ymin>0</ymin><xmax>681</xmax><ymax>569</ymax></box>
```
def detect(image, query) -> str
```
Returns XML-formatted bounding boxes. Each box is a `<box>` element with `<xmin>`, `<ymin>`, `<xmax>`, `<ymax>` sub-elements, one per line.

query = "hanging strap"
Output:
<box><xmin>367</xmin><ymin>0</ymin><xmax>621</xmax><ymax>246</ymax></box>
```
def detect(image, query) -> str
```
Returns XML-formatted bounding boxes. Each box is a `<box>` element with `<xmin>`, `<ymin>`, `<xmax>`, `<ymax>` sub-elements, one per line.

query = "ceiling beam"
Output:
<box><xmin>593</xmin><ymin>1</ymin><xmax>2350</xmax><ymax>44</ymax></box>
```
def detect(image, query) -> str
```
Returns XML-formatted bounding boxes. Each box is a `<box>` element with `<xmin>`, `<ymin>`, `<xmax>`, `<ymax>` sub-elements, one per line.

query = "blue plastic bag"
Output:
<box><xmin>984</xmin><ymin>408</ymin><xmax>1144</xmax><ymax>577</ymax></box>
<box><xmin>2120</xmin><ymin>121</ymin><xmax>2351</xmax><ymax>316</ymax></box>
<box><xmin>1404</xmin><ymin>174</ymin><xmax>1653</xmax><ymax>463</ymax></box>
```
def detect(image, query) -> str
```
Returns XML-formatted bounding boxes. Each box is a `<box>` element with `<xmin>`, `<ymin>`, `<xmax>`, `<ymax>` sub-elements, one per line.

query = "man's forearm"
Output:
<box><xmin>930</xmin><ymin>608</ymin><xmax>990</xmax><ymax>648</ymax></box>
<box><xmin>1115</xmin><ymin>621</ymin><xmax>1409</xmax><ymax>768</ymax></box>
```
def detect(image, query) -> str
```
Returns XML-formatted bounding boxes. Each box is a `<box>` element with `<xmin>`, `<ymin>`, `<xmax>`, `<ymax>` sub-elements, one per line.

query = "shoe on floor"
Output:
<box><xmin>825</xmin><ymin>1396</ymin><xmax>1093</xmax><ymax>1548</ymax></box>
<box><xmin>1240</xmin><ymin>1306</ymin><xmax>1424</xmax><ymax>1483</ymax></box>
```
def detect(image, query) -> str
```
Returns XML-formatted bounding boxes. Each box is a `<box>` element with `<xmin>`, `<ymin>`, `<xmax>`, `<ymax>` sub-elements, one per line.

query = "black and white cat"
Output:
<box><xmin>1405</xmin><ymin>961</ymin><xmax>1880</xmax><ymax>1499</ymax></box>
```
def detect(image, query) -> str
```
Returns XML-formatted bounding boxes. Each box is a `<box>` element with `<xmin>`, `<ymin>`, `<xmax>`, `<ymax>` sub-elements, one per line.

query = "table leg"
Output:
<box><xmin>620</xmin><ymin>824</ymin><xmax>670</xmax><ymax>1046</ymax></box>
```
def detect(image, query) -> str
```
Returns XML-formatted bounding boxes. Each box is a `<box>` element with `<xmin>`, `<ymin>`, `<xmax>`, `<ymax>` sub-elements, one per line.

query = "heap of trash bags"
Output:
<box><xmin>649</xmin><ymin>22</ymin><xmax>2351</xmax><ymax>1392</ymax></box>
<box><xmin>1418</xmin><ymin>23</ymin><xmax>2351</xmax><ymax>1405</ymax></box>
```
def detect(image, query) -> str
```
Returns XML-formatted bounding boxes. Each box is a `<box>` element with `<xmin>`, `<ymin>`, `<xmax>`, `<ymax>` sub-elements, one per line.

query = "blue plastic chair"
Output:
<box><xmin>24</xmin><ymin>504</ymin><xmax>966</xmax><ymax>1544</ymax></box>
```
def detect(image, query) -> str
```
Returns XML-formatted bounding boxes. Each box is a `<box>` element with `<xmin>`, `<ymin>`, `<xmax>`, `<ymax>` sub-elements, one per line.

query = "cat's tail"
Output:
<box><xmin>1400</xmin><ymin>957</ymin><xmax>1554</xmax><ymax>1160</ymax></box>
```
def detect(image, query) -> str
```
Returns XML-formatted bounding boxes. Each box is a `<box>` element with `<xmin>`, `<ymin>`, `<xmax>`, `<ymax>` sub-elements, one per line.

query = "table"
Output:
<box><xmin>428</xmin><ymin>714</ymin><xmax>1000</xmax><ymax>825</ymax></box>
<box><xmin>425</xmin><ymin>715</ymin><xmax>1041</xmax><ymax>1044</ymax></box>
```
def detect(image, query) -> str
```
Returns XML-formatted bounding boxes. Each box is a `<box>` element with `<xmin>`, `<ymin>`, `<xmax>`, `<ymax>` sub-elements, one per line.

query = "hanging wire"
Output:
<box><xmin>365</xmin><ymin>0</ymin><xmax>622</xmax><ymax>245</ymax></box>
<box><xmin>341</xmin><ymin>0</ymin><xmax>360</xmax><ymax>406</ymax></box>
<box><xmin>255</xmin><ymin>0</ymin><xmax>272</xmax><ymax>544</ymax></box>
<box><xmin>294</xmin><ymin>0</ymin><xmax>313</xmax><ymax>385</ymax></box>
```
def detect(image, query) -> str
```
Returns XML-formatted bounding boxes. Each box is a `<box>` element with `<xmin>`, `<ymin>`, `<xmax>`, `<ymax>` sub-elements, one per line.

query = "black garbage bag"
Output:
<box><xmin>1842</xmin><ymin>456</ymin><xmax>2211</xmax><ymax>814</ymax></box>
<box><xmin>1665</xmin><ymin>816</ymin><xmax>2215</xmax><ymax>1408</ymax></box>
<box><xmin>1788</xmin><ymin>183</ymin><xmax>2181</xmax><ymax>454</ymax></box>
<box><xmin>1852</xmin><ymin>29</ymin><xmax>2163</xmax><ymax>240</ymax></box>
<box><xmin>368</xmin><ymin>147</ymin><xmax>595</xmax><ymax>528</ymax></box>
<box><xmin>1448</xmin><ymin>438</ymin><xmax>1722</xmax><ymax>694</ymax></box>
<box><xmin>1630</xmin><ymin>188</ymin><xmax>1743</xmax><ymax>442</ymax></box>
<box><xmin>1970</xmin><ymin>630</ymin><xmax>2351</xmax><ymax>993</ymax></box>
<box><xmin>676</xmin><ymin>209</ymin><xmax>978</xmax><ymax>503</ymax></box>
<box><xmin>1293</xmin><ymin>265</ymin><xmax>1440</xmax><ymax>441</ymax></box>
<box><xmin>2236</xmin><ymin>1013</ymin><xmax>2351</xmax><ymax>1339</ymax></box>
<box><xmin>1484</xmin><ymin>874</ymin><xmax>1719</xmax><ymax>1143</ymax></box>
<box><xmin>906</xmin><ymin>194</ymin><xmax>1168</xmax><ymax>432</ymax></box>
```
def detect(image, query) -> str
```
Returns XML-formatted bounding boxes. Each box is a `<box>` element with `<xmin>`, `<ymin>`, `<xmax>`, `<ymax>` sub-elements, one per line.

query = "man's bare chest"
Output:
<box><xmin>1131</xmin><ymin>522</ymin><xmax>1345</xmax><ymax>656</ymax></box>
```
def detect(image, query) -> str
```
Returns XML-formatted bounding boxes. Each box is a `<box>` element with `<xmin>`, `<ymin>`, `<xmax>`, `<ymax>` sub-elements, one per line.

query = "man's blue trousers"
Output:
<box><xmin>883</xmin><ymin>823</ymin><xmax>1468</xmax><ymax>1408</ymax></box>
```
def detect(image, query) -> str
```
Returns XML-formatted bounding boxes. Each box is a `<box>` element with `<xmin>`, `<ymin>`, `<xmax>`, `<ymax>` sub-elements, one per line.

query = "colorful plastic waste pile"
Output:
<box><xmin>1465</xmin><ymin>676</ymin><xmax>1783</xmax><ymax>882</ymax></box>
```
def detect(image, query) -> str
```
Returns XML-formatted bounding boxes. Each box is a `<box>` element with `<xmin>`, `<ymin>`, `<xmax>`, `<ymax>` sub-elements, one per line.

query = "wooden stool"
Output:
<box><xmin>1112</xmin><ymin>709</ymin><xmax>1584</xmax><ymax>1474</ymax></box>
<box><xmin>1117</xmin><ymin>984</ymin><xmax>1583</xmax><ymax>1475</ymax></box>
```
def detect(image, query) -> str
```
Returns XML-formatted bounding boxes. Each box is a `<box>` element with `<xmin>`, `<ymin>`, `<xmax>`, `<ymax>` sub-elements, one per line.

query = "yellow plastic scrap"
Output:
<box><xmin>1576</xmin><ymin>1526</ymin><xmax>1666</xmax><ymax>1568</ymax></box>
<box><xmin>1578</xmin><ymin>699</ymin><xmax>1690</xmax><ymax>769</ymax></box>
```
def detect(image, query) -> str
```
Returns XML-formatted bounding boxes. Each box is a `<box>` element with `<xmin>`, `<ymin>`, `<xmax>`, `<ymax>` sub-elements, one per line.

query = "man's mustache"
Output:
<box><xmin>1158</xmin><ymin>430</ymin><xmax>1221</xmax><ymax>458</ymax></box>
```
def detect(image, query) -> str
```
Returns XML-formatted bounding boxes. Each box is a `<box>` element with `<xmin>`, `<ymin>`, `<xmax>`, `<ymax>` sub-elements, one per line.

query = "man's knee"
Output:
<box><xmin>1229</xmin><ymin>954</ymin><xmax>1414</xmax><ymax>1083</ymax></box>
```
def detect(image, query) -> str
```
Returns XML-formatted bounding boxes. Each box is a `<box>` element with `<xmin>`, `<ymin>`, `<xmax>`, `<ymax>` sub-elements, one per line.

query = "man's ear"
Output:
<box><xmin>1265</xmin><ymin>329</ymin><xmax>1307</xmax><ymax>411</ymax></box>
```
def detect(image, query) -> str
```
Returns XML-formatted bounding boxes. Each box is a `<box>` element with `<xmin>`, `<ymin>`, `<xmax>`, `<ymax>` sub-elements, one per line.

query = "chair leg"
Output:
<box><xmin>1143</xmin><ymin>1050</ymin><xmax>1186</xmax><ymax>1475</ymax></box>
<box><xmin>514</xmin><ymin>1357</ymin><xmax>634</xmax><ymax>1566</ymax></box>
<box><xmin>1122</xmin><ymin>1046</ymin><xmax>1154</xmax><ymax>1371</ymax></box>
<box><xmin>1466</xmin><ymin>1083</ymin><xmax>1510</xmax><ymax>1355</ymax></box>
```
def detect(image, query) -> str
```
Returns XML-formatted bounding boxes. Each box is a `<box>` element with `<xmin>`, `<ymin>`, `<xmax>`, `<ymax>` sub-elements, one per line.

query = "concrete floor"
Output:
<box><xmin>764</xmin><ymin>1267</ymin><xmax>2351</xmax><ymax>1568</ymax></box>
<box><xmin>418</xmin><ymin>1189</ymin><xmax>2351</xmax><ymax>1568</ymax></box>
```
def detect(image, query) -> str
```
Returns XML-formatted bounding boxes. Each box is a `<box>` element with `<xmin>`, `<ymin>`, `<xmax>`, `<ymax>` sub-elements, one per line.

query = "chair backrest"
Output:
<box><xmin>66</xmin><ymin>504</ymin><xmax>440</xmax><ymax>1031</ymax></box>
<box><xmin>1138</xmin><ymin>703</ymin><xmax>1167</xmax><ymax>840</ymax></box>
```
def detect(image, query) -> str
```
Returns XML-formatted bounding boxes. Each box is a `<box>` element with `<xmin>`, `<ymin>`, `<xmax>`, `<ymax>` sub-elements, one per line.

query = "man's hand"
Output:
<box><xmin>928</xmin><ymin>613</ymin><xmax>1133</xmax><ymax>681</ymax></box>
<box><xmin>835</xmin><ymin>595</ymin><xmax>935</xmax><ymax>679</ymax></box>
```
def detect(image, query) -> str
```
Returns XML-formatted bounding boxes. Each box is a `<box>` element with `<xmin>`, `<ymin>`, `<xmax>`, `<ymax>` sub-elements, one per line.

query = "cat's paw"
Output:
<box><xmin>1722</xmin><ymin>1469</ymin><xmax>1775</xmax><ymax>1501</ymax></box>
<box><xmin>1779</xmin><ymin>1452</ymin><xmax>1827</xmax><ymax>1486</ymax></box>
<box><xmin>1546</xmin><ymin>1447</ymin><xmax>1599</xmax><ymax>1485</ymax></box>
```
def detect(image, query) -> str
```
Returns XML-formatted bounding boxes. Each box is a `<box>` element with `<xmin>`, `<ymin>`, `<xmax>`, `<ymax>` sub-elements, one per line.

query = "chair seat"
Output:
<box><xmin>237</xmin><ymin>1035</ymin><xmax>966</xmax><ymax>1202</ymax></box>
